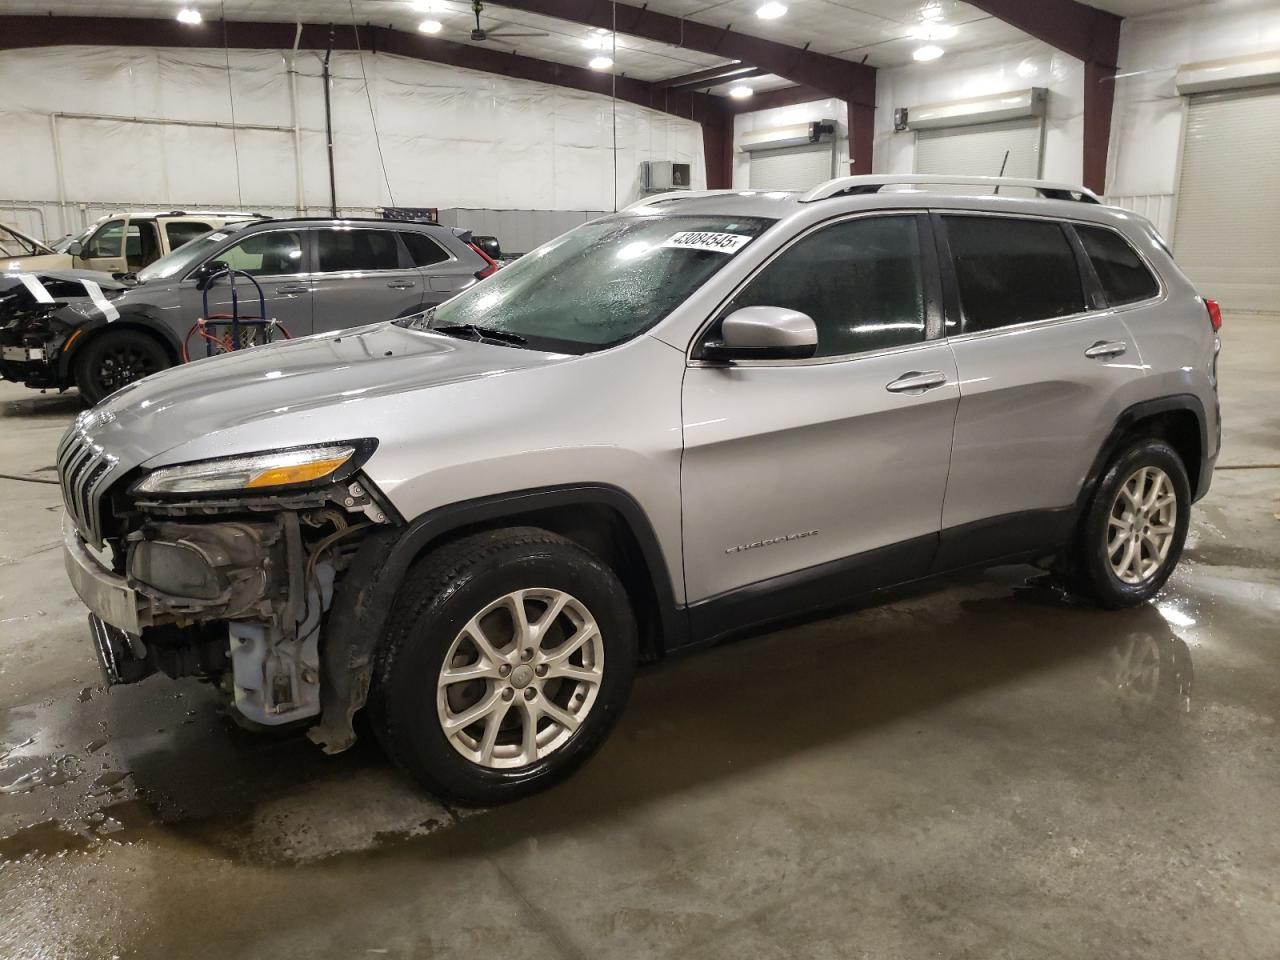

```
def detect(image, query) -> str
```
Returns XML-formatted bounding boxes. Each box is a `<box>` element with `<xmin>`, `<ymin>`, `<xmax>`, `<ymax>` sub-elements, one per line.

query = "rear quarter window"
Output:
<box><xmin>1076</xmin><ymin>224</ymin><xmax>1160</xmax><ymax>306</ymax></box>
<box><xmin>401</xmin><ymin>231</ymin><xmax>451</xmax><ymax>267</ymax></box>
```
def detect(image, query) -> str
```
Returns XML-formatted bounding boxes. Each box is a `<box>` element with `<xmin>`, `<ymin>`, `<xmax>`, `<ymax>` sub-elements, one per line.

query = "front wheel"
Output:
<box><xmin>371</xmin><ymin>527</ymin><xmax>638</xmax><ymax>805</ymax></box>
<box><xmin>74</xmin><ymin>329</ymin><xmax>170</xmax><ymax>405</ymax></box>
<box><xmin>1070</xmin><ymin>438</ymin><xmax>1191</xmax><ymax>608</ymax></box>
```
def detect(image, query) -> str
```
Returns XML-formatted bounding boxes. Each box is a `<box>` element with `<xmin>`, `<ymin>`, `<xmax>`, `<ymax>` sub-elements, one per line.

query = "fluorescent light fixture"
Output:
<box><xmin>589</xmin><ymin>55</ymin><xmax>614</xmax><ymax>70</ymax></box>
<box><xmin>176</xmin><ymin>7</ymin><xmax>202</xmax><ymax>24</ymax></box>
<box><xmin>756</xmin><ymin>2</ymin><xmax>788</xmax><ymax>19</ymax></box>
<box><xmin>913</xmin><ymin>44</ymin><xmax>944</xmax><ymax>62</ymax></box>
<box><xmin>728</xmin><ymin>84</ymin><xmax>754</xmax><ymax>99</ymax></box>
<box><xmin>910</xmin><ymin>22</ymin><xmax>957</xmax><ymax>40</ymax></box>
<box><xmin>418</xmin><ymin>18</ymin><xmax>443</xmax><ymax>33</ymax></box>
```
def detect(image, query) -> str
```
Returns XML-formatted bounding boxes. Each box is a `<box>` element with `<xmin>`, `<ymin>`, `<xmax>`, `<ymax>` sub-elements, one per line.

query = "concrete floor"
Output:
<box><xmin>1</xmin><ymin>315</ymin><xmax>1277</xmax><ymax>960</ymax></box>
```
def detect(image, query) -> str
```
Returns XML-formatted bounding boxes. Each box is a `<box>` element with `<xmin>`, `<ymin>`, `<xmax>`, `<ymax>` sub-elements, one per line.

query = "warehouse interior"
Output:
<box><xmin>1</xmin><ymin>1</ymin><xmax>1279</xmax><ymax>957</ymax></box>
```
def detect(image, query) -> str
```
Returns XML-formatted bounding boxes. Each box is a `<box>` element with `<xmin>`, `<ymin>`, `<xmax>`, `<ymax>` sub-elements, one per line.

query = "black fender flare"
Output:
<box><xmin>308</xmin><ymin>483</ymin><xmax>686</xmax><ymax>753</ymax></box>
<box><xmin>1075</xmin><ymin>393</ymin><xmax>1211</xmax><ymax>513</ymax></box>
<box><xmin>57</xmin><ymin>308</ymin><xmax>183</xmax><ymax>380</ymax></box>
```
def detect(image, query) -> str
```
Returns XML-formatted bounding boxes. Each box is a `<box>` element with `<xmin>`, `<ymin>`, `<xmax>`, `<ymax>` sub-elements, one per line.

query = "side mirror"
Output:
<box><xmin>697</xmin><ymin>306</ymin><xmax>818</xmax><ymax>362</ymax></box>
<box><xmin>194</xmin><ymin>259</ymin><xmax>230</xmax><ymax>289</ymax></box>
<box><xmin>67</xmin><ymin>240</ymin><xmax>83</xmax><ymax>257</ymax></box>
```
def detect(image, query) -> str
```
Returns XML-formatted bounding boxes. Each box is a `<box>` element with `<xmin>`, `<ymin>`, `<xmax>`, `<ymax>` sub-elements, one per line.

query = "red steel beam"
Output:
<box><xmin>490</xmin><ymin>0</ymin><xmax>876</xmax><ymax>107</ymax></box>
<box><xmin>966</xmin><ymin>0</ymin><xmax>1122</xmax><ymax>193</ymax></box>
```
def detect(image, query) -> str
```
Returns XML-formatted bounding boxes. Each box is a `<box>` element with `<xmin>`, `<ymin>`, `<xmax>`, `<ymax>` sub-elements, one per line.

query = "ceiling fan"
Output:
<box><xmin>458</xmin><ymin>0</ymin><xmax>548</xmax><ymax>43</ymax></box>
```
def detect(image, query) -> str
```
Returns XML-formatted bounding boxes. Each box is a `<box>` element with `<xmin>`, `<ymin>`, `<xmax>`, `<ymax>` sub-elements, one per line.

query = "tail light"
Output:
<box><xmin>1205</xmin><ymin>298</ymin><xmax>1222</xmax><ymax>332</ymax></box>
<box><xmin>468</xmin><ymin>243</ymin><xmax>499</xmax><ymax>280</ymax></box>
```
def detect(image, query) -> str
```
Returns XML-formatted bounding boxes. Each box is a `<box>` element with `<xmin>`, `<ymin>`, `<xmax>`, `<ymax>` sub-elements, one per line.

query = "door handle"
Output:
<box><xmin>885</xmin><ymin>370</ymin><xmax>948</xmax><ymax>394</ymax></box>
<box><xmin>1084</xmin><ymin>340</ymin><xmax>1127</xmax><ymax>359</ymax></box>
<box><xmin>386</xmin><ymin>280</ymin><xmax>417</xmax><ymax>289</ymax></box>
<box><xmin>275</xmin><ymin>284</ymin><xmax>309</xmax><ymax>295</ymax></box>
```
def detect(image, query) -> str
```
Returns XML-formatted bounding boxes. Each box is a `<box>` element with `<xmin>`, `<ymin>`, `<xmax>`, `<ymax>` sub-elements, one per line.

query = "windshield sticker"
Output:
<box><xmin>16</xmin><ymin>273</ymin><xmax>53</xmax><ymax>303</ymax></box>
<box><xmin>661</xmin><ymin>231</ymin><xmax>752</xmax><ymax>254</ymax></box>
<box><xmin>81</xmin><ymin>278</ymin><xmax>121</xmax><ymax>322</ymax></box>
<box><xmin>207</xmin><ymin>232</ymin><xmax>228</xmax><ymax>242</ymax></box>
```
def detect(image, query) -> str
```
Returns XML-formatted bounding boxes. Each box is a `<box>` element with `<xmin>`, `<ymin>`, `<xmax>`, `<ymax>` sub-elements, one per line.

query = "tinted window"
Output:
<box><xmin>1076</xmin><ymin>225</ymin><xmax>1159</xmax><ymax>306</ymax></box>
<box><xmin>946</xmin><ymin>216</ymin><xmax>1085</xmax><ymax>331</ymax></box>
<box><xmin>85</xmin><ymin>220</ymin><xmax>126</xmax><ymax>259</ymax></box>
<box><xmin>317</xmin><ymin>229</ymin><xmax>402</xmax><ymax>272</ymax></box>
<box><xmin>219</xmin><ymin>231</ymin><xmax>304</xmax><ymax>276</ymax></box>
<box><xmin>726</xmin><ymin>215</ymin><xmax>926</xmax><ymax>358</ymax></box>
<box><xmin>165</xmin><ymin>222</ymin><xmax>213</xmax><ymax>250</ymax></box>
<box><xmin>401</xmin><ymin>231</ymin><xmax>450</xmax><ymax>267</ymax></box>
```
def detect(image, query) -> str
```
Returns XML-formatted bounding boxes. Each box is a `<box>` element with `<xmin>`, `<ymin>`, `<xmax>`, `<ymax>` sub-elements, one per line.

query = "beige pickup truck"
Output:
<box><xmin>6</xmin><ymin>210</ymin><xmax>261</xmax><ymax>276</ymax></box>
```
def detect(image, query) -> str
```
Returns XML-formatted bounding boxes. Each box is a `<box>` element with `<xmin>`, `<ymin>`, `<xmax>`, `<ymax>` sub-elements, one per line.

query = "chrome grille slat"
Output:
<box><xmin>57</xmin><ymin>426</ymin><xmax>118</xmax><ymax>547</ymax></box>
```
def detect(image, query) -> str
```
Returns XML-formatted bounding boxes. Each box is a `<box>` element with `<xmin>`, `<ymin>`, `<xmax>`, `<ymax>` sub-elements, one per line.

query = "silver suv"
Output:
<box><xmin>59</xmin><ymin>176</ymin><xmax>1221</xmax><ymax>805</ymax></box>
<box><xmin>3</xmin><ymin>218</ymin><xmax>494</xmax><ymax>404</ymax></box>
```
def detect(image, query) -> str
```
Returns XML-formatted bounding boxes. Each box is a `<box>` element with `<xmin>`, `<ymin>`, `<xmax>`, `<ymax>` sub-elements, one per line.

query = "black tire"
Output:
<box><xmin>74</xmin><ymin>329</ymin><xmax>170</xmax><ymax>406</ymax></box>
<box><xmin>1070</xmin><ymin>438</ymin><xmax>1191</xmax><ymax>609</ymax></box>
<box><xmin>370</xmin><ymin>527</ymin><xmax>638</xmax><ymax>805</ymax></box>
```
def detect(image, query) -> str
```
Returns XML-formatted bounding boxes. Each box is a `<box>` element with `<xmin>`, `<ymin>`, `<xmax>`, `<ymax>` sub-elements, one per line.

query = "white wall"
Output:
<box><xmin>873</xmin><ymin>37</ymin><xmax>1084</xmax><ymax>183</ymax></box>
<box><xmin>731</xmin><ymin>97</ymin><xmax>848</xmax><ymax>189</ymax></box>
<box><xmin>0</xmin><ymin>45</ymin><xmax>706</xmax><ymax>242</ymax></box>
<box><xmin>1105</xmin><ymin>1</ymin><xmax>1280</xmax><ymax>238</ymax></box>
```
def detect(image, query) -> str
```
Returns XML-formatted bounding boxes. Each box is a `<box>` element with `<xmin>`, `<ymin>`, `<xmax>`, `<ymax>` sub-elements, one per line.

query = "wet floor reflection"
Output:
<box><xmin>0</xmin><ymin>573</ymin><xmax>1203</xmax><ymax>866</ymax></box>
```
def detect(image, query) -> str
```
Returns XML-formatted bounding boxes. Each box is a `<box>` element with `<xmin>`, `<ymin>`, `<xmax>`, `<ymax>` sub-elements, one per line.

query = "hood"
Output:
<box><xmin>3</xmin><ymin>252</ymin><xmax>73</xmax><ymax>273</ymax></box>
<box><xmin>75</xmin><ymin>322</ymin><xmax>572</xmax><ymax>473</ymax></box>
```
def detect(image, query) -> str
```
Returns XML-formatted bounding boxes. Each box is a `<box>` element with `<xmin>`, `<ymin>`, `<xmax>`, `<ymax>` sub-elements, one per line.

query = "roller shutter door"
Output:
<box><xmin>915</xmin><ymin>117</ymin><xmax>1043</xmax><ymax>181</ymax></box>
<box><xmin>748</xmin><ymin>143</ymin><xmax>835</xmax><ymax>191</ymax></box>
<box><xmin>1173</xmin><ymin>87</ymin><xmax>1280</xmax><ymax>311</ymax></box>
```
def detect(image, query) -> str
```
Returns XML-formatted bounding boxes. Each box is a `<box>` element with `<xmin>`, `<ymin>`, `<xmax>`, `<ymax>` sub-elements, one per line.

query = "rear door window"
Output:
<box><xmin>1075</xmin><ymin>224</ymin><xmax>1160</xmax><ymax>306</ymax></box>
<box><xmin>945</xmin><ymin>216</ymin><xmax>1085</xmax><ymax>332</ymax></box>
<box><xmin>165</xmin><ymin>221</ymin><xmax>214</xmax><ymax>250</ymax></box>
<box><xmin>401</xmin><ymin>231</ymin><xmax>451</xmax><ymax>267</ymax></box>
<box><xmin>316</xmin><ymin>229</ymin><xmax>403</xmax><ymax>272</ymax></box>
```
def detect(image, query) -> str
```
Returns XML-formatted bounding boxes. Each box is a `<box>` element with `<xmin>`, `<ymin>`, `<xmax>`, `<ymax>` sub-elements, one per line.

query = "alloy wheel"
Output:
<box><xmin>96</xmin><ymin>346</ymin><xmax>160</xmax><ymax>392</ymax></box>
<box><xmin>1107</xmin><ymin>466</ymin><xmax>1177</xmax><ymax>585</ymax></box>
<box><xmin>436</xmin><ymin>588</ymin><xmax>604</xmax><ymax>769</ymax></box>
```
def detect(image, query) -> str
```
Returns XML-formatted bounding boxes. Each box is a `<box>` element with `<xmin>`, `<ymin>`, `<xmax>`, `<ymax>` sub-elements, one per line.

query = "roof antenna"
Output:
<box><xmin>993</xmin><ymin>148</ymin><xmax>1010</xmax><ymax>195</ymax></box>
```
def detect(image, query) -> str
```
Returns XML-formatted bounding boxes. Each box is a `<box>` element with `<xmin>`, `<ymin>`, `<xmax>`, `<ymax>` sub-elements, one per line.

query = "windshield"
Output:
<box><xmin>136</xmin><ymin>223</ymin><xmax>247</xmax><ymax>283</ymax></box>
<box><xmin>49</xmin><ymin>225</ymin><xmax>92</xmax><ymax>254</ymax></box>
<box><xmin>398</xmin><ymin>214</ymin><xmax>773</xmax><ymax>352</ymax></box>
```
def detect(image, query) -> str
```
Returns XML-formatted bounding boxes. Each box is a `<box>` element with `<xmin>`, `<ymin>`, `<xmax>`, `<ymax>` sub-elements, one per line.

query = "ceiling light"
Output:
<box><xmin>920</xmin><ymin>2</ymin><xmax>943</xmax><ymax>20</ymax></box>
<box><xmin>418</xmin><ymin>18</ymin><xmax>443</xmax><ymax>33</ymax></box>
<box><xmin>729</xmin><ymin>84</ymin><xmax>754</xmax><ymax>99</ymax></box>
<box><xmin>589</xmin><ymin>55</ymin><xmax>614</xmax><ymax>70</ymax></box>
<box><xmin>909</xmin><ymin>22</ymin><xmax>956</xmax><ymax>40</ymax></box>
<box><xmin>176</xmin><ymin>7</ymin><xmax>202</xmax><ymax>24</ymax></box>
<box><xmin>913</xmin><ymin>44</ymin><xmax>944</xmax><ymax>62</ymax></box>
<box><xmin>756</xmin><ymin>2</ymin><xmax>788</xmax><ymax>19</ymax></box>
<box><xmin>582</xmin><ymin>33</ymin><xmax>614</xmax><ymax>49</ymax></box>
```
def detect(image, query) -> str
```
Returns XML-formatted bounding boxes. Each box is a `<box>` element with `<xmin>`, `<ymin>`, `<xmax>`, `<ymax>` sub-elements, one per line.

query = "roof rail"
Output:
<box><xmin>620</xmin><ymin>190</ymin><xmax>741</xmax><ymax>212</ymax></box>
<box><xmin>798</xmin><ymin>175</ymin><xmax>1100</xmax><ymax>204</ymax></box>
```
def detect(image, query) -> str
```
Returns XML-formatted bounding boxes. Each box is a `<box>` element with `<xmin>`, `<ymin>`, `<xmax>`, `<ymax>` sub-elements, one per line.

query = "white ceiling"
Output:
<box><xmin>0</xmin><ymin>0</ymin><xmax>1221</xmax><ymax>87</ymax></box>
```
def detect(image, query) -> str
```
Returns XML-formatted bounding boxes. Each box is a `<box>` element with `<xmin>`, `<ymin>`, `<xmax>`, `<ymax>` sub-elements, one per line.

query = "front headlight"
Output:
<box><xmin>132</xmin><ymin>441</ymin><xmax>375</xmax><ymax>496</ymax></box>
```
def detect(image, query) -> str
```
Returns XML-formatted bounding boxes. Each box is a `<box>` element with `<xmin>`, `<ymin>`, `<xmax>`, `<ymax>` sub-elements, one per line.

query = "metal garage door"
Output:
<box><xmin>1173</xmin><ymin>87</ymin><xmax>1280</xmax><ymax>311</ymax></box>
<box><xmin>915</xmin><ymin>117</ymin><xmax>1043</xmax><ymax>181</ymax></box>
<box><xmin>748</xmin><ymin>143</ymin><xmax>835</xmax><ymax>191</ymax></box>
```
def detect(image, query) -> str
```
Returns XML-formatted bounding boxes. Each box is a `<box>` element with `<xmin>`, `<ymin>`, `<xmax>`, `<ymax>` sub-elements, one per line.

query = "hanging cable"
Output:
<box><xmin>611</xmin><ymin>1</ymin><xmax>618</xmax><ymax>212</ymax></box>
<box><xmin>221</xmin><ymin>1</ymin><xmax>245</xmax><ymax>207</ymax></box>
<box><xmin>348</xmin><ymin>0</ymin><xmax>398</xmax><ymax>208</ymax></box>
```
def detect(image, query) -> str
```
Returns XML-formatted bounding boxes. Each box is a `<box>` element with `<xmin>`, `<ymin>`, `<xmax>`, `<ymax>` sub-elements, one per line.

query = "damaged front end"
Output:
<box><xmin>0</xmin><ymin>270</ymin><xmax>128</xmax><ymax>389</ymax></box>
<box><xmin>60</xmin><ymin>431</ymin><xmax>395</xmax><ymax>734</ymax></box>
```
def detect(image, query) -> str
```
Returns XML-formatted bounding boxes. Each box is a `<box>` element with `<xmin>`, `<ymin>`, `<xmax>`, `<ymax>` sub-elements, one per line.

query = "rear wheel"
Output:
<box><xmin>371</xmin><ymin>527</ymin><xmax>638</xmax><ymax>805</ymax></box>
<box><xmin>74</xmin><ymin>329</ymin><xmax>170</xmax><ymax>405</ymax></box>
<box><xmin>1070</xmin><ymin>439</ymin><xmax>1191</xmax><ymax>608</ymax></box>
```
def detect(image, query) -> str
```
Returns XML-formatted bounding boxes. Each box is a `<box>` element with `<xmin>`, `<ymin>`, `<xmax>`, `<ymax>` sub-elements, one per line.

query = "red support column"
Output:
<box><xmin>847</xmin><ymin>100</ymin><xmax>874</xmax><ymax>175</ymax></box>
<box><xmin>1082</xmin><ymin>60</ymin><xmax>1117</xmax><ymax>195</ymax></box>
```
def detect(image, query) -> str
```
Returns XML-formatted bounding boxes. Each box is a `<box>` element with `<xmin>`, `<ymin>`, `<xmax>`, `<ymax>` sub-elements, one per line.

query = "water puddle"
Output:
<box><xmin>0</xmin><ymin>753</ymin><xmax>83</xmax><ymax>794</ymax></box>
